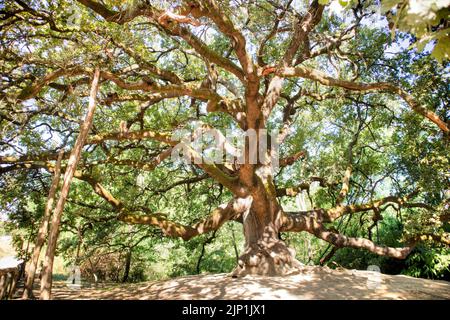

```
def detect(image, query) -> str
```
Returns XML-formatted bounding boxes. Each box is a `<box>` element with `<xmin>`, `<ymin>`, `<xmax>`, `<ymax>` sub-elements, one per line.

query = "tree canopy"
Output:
<box><xmin>0</xmin><ymin>0</ymin><xmax>449</xmax><ymax>295</ymax></box>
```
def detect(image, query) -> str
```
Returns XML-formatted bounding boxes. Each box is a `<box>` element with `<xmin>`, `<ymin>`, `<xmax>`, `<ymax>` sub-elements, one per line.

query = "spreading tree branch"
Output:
<box><xmin>278</xmin><ymin>66</ymin><xmax>449</xmax><ymax>134</ymax></box>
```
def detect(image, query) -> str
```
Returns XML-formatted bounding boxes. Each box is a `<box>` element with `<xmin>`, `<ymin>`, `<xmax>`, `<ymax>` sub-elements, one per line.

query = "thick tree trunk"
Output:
<box><xmin>232</xmin><ymin>209</ymin><xmax>303</xmax><ymax>277</ymax></box>
<box><xmin>121</xmin><ymin>249</ymin><xmax>132</xmax><ymax>283</ymax></box>
<box><xmin>39</xmin><ymin>68</ymin><xmax>100</xmax><ymax>300</ymax></box>
<box><xmin>74</xmin><ymin>225</ymin><xmax>84</xmax><ymax>265</ymax></box>
<box><xmin>232</xmin><ymin>168</ymin><xmax>303</xmax><ymax>277</ymax></box>
<box><xmin>22</xmin><ymin>150</ymin><xmax>64</xmax><ymax>299</ymax></box>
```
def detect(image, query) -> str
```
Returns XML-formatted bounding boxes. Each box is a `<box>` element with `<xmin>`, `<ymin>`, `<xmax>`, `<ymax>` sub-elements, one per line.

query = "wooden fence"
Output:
<box><xmin>0</xmin><ymin>265</ymin><xmax>21</xmax><ymax>300</ymax></box>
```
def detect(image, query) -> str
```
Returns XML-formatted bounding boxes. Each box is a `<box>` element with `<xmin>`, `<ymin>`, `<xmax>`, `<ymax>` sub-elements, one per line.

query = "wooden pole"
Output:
<box><xmin>39</xmin><ymin>68</ymin><xmax>101</xmax><ymax>300</ymax></box>
<box><xmin>22</xmin><ymin>150</ymin><xmax>64</xmax><ymax>299</ymax></box>
<box><xmin>0</xmin><ymin>273</ymin><xmax>6</xmax><ymax>299</ymax></box>
<box><xmin>8</xmin><ymin>270</ymin><xmax>18</xmax><ymax>299</ymax></box>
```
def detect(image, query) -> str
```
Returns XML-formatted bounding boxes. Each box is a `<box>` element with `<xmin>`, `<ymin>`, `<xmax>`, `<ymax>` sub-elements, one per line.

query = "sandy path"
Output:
<box><xmin>27</xmin><ymin>266</ymin><xmax>450</xmax><ymax>300</ymax></box>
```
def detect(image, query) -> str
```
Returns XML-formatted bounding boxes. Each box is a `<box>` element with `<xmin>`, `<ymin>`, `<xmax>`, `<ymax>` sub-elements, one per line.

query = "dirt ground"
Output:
<box><xmin>25</xmin><ymin>266</ymin><xmax>450</xmax><ymax>300</ymax></box>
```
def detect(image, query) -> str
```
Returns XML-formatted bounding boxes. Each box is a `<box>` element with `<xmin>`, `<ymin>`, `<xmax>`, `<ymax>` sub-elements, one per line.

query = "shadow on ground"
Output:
<box><xmin>25</xmin><ymin>266</ymin><xmax>450</xmax><ymax>300</ymax></box>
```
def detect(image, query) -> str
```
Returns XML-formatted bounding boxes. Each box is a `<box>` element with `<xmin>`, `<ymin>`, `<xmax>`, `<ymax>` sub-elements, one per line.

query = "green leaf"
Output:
<box><xmin>381</xmin><ymin>0</ymin><xmax>402</xmax><ymax>13</ymax></box>
<box><xmin>432</xmin><ymin>36</ymin><xmax>450</xmax><ymax>63</ymax></box>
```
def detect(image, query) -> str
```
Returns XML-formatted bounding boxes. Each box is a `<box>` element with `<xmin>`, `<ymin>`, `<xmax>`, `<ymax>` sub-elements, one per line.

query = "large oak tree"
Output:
<box><xmin>1</xmin><ymin>0</ymin><xmax>449</xmax><ymax>284</ymax></box>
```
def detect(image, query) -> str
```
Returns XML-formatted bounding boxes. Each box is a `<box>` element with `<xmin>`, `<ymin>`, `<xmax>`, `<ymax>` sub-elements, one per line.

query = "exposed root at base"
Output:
<box><xmin>231</xmin><ymin>241</ymin><xmax>304</xmax><ymax>277</ymax></box>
